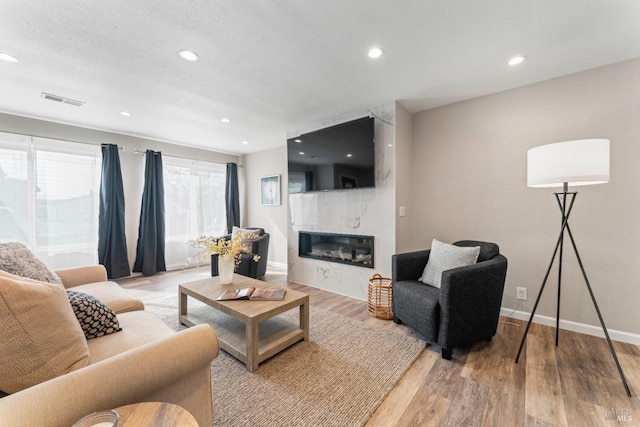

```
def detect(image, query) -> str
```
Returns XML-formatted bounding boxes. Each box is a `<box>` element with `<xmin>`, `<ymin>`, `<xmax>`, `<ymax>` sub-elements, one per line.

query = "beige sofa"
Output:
<box><xmin>0</xmin><ymin>265</ymin><xmax>219</xmax><ymax>427</ymax></box>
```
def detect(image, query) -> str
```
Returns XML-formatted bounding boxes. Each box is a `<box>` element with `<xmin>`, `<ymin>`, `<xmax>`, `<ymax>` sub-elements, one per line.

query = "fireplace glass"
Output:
<box><xmin>298</xmin><ymin>231</ymin><xmax>374</xmax><ymax>268</ymax></box>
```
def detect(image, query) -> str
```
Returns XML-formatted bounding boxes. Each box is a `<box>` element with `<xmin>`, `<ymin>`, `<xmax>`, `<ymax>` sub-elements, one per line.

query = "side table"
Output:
<box><xmin>114</xmin><ymin>402</ymin><xmax>198</xmax><ymax>426</ymax></box>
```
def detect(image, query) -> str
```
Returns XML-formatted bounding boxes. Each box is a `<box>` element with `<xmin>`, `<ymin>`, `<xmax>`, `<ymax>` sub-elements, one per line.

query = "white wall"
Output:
<box><xmin>242</xmin><ymin>145</ymin><xmax>288</xmax><ymax>266</ymax></box>
<box><xmin>409</xmin><ymin>58</ymin><xmax>640</xmax><ymax>336</ymax></box>
<box><xmin>0</xmin><ymin>112</ymin><xmax>239</xmax><ymax>272</ymax></box>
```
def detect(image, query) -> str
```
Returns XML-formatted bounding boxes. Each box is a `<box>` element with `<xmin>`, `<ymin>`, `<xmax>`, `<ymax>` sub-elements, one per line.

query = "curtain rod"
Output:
<box><xmin>0</xmin><ymin>131</ymin><xmax>119</xmax><ymax>148</ymax></box>
<box><xmin>131</xmin><ymin>149</ymin><xmax>243</xmax><ymax>167</ymax></box>
<box><xmin>1</xmin><ymin>133</ymin><xmax>242</xmax><ymax>167</ymax></box>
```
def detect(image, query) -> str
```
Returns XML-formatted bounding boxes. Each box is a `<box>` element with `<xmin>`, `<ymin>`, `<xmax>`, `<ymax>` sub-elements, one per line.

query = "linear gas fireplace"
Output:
<box><xmin>298</xmin><ymin>231</ymin><xmax>374</xmax><ymax>268</ymax></box>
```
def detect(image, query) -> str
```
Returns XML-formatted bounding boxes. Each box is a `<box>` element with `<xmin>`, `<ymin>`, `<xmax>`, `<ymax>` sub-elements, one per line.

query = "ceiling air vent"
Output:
<box><xmin>40</xmin><ymin>92</ymin><xmax>85</xmax><ymax>107</ymax></box>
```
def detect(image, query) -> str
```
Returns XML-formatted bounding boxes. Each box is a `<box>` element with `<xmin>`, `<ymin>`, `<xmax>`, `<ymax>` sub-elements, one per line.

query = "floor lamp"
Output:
<box><xmin>514</xmin><ymin>138</ymin><xmax>632</xmax><ymax>397</ymax></box>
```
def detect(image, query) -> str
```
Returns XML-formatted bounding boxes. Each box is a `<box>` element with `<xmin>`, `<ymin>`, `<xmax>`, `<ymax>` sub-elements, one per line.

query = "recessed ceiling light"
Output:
<box><xmin>120</xmin><ymin>111</ymin><xmax>131</xmax><ymax>117</ymax></box>
<box><xmin>508</xmin><ymin>55</ymin><xmax>526</xmax><ymax>66</ymax></box>
<box><xmin>242</xmin><ymin>141</ymin><xmax>249</xmax><ymax>145</ymax></box>
<box><xmin>346</xmin><ymin>153</ymin><xmax>353</xmax><ymax>158</ymax></box>
<box><xmin>179</xmin><ymin>50</ymin><xmax>199</xmax><ymax>62</ymax></box>
<box><xmin>294</xmin><ymin>139</ymin><xmax>302</xmax><ymax>143</ymax></box>
<box><xmin>221</xmin><ymin>118</ymin><xmax>230</xmax><ymax>123</ymax></box>
<box><xmin>0</xmin><ymin>52</ymin><xmax>18</xmax><ymax>62</ymax></box>
<box><xmin>299</xmin><ymin>152</ymin><xmax>305</xmax><ymax>155</ymax></box>
<box><xmin>368</xmin><ymin>47</ymin><xmax>383</xmax><ymax>58</ymax></box>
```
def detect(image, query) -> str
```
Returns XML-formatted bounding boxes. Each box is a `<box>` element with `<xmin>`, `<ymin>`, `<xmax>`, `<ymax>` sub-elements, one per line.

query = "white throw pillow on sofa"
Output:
<box><xmin>419</xmin><ymin>239</ymin><xmax>480</xmax><ymax>288</ymax></box>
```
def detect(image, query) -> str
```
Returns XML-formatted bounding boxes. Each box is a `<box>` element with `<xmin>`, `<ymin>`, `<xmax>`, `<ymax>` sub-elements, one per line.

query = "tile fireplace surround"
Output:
<box><xmin>287</xmin><ymin>102</ymin><xmax>396</xmax><ymax>300</ymax></box>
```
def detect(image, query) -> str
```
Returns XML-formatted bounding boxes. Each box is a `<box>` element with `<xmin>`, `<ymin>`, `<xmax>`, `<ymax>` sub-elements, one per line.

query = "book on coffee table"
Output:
<box><xmin>216</xmin><ymin>287</ymin><xmax>286</xmax><ymax>301</ymax></box>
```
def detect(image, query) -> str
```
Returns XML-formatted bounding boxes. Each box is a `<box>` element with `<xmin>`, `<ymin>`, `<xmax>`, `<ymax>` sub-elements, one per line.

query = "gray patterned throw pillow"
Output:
<box><xmin>0</xmin><ymin>242</ymin><xmax>62</xmax><ymax>284</ymax></box>
<box><xmin>66</xmin><ymin>291</ymin><xmax>122</xmax><ymax>340</ymax></box>
<box><xmin>419</xmin><ymin>238</ymin><xmax>480</xmax><ymax>288</ymax></box>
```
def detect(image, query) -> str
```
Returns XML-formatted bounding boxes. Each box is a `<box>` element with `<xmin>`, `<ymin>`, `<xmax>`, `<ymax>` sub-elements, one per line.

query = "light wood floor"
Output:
<box><xmin>116</xmin><ymin>266</ymin><xmax>640</xmax><ymax>427</ymax></box>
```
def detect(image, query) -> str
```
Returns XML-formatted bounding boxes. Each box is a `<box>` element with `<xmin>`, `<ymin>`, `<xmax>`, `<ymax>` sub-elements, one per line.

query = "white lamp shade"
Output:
<box><xmin>527</xmin><ymin>139</ymin><xmax>610</xmax><ymax>188</ymax></box>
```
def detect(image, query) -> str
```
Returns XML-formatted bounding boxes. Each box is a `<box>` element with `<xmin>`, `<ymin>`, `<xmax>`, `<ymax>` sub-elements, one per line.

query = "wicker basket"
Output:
<box><xmin>367</xmin><ymin>273</ymin><xmax>393</xmax><ymax>320</ymax></box>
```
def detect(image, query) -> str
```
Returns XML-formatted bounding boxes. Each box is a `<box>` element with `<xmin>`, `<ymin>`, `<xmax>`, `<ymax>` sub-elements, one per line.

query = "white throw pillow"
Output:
<box><xmin>419</xmin><ymin>239</ymin><xmax>480</xmax><ymax>288</ymax></box>
<box><xmin>231</xmin><ymin>227</ymin><xmax>259</xmax><ymax>254</ymax></box>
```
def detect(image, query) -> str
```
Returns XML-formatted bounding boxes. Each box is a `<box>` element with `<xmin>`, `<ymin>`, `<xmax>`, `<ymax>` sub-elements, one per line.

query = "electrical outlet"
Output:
<box><xmin>516</xmin><ymin>287</ymin><xmax>527</xmax><ymax>301</ymax></box>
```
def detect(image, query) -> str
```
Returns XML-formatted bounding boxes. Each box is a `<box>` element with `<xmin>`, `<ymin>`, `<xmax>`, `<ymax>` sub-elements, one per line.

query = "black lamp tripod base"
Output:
<box><xmin>514</xmin><ymin>184</ymin><xmax>632</xmax><ymax>397</ymax></box>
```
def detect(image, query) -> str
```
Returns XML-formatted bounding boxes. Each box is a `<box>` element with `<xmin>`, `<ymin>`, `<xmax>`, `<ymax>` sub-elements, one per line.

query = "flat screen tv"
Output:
<box><xmin>287</xmin><ymin>116</ymin><xmax>375</xmax><ymax>194</ymax></box>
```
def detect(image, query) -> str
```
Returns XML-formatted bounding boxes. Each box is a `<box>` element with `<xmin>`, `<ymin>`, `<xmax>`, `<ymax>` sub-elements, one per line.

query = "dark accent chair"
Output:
<box><xmin>392</xmin><ymin>240</ymin><xmax>507</xmax><ymax>360</ymax></box>
<box><xmin>211</xmin><ymin>227</ymin><xmax>270</xmax><ymax>279</ymax></box>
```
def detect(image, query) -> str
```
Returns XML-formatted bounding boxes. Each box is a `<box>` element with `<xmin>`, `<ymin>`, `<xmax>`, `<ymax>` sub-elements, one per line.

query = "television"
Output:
<box><xmin>287</xmin><ymin>116</ymin><xmax>375</xmax><ymax>194</ymax></box>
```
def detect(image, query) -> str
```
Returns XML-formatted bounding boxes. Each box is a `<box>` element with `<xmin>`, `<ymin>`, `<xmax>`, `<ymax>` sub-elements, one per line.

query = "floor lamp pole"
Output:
<box><xmin>514</xmin><ymin>183</ymin><xmax>632</xmax><ymax>397</ymax></box>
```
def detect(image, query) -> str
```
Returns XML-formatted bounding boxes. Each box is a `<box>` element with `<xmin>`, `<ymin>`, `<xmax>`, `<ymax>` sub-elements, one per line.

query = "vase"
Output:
<box><xmin>218</xmin><ymin>254</ymin><xmax>235</xmax><ymax>284</ymax></box>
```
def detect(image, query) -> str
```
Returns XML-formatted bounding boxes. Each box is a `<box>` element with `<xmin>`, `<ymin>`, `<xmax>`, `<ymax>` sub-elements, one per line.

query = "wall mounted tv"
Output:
<box><xmin>287</xmin><ymin>116</ymin><xmax>375</xmax><ymax>194</ymax></box>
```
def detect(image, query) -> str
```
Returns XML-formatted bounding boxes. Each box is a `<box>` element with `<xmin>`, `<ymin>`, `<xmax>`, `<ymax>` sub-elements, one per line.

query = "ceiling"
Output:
<box><xmin>1</xmin><ymin>1</ymin><xmax>640</xmax><ymax>156</ymax></box>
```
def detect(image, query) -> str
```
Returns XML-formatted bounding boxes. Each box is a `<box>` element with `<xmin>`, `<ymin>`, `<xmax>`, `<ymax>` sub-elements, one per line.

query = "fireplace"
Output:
<box><xmin>298</xmin><ymin>231</ymin><xmax>374</xmax><ymax>268</ymax></box>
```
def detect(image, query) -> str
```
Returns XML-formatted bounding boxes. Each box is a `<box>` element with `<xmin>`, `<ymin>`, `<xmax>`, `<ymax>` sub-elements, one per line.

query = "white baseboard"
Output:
<box><xmin>501</xmin><ymin>308</ymin><xmax>640</xmax><ymax>345</ymax></box>
<box><xmin>267</xmin><ymin>261</ymin><xmax>287</xmax><ymax>270</ymax></box>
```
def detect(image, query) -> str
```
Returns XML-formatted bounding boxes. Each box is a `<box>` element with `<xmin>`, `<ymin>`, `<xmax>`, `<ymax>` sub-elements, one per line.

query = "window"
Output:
<box><xmin>0</xmin><ymin>132</ymin><xmax>101</xmax><ymax>269</ymax></box>
<box><xmin>163</xmin><ymin>156</ymin><xmax>226</xmax><ymax>269</ymax></box>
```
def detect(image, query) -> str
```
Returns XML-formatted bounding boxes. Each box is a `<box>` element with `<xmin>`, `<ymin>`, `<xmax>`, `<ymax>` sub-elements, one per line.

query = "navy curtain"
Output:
<box><xmin>133</xmin><ymin>150</ymin><xmax>166</xmax><ymax>276</ymax></box>
<box><xmin>225</xmin><ymin>162</ymin><xmax>240</xmax><ymax>233</ymax></box>
<box><xmin>98</xmin><ymin>144</ymin><xmax>130</xmax><ymax>279</ymax></box>
<box><xmin>305</xmin><ymin>171</ymin><xmax>313</xmax><ymax>191</ymax></box>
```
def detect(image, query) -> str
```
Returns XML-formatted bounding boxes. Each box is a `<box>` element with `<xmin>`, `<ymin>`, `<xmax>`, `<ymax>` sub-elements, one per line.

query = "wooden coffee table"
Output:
<box><xmin>179</xmin><ymin>274</ymin><xmax>309</xmax><ymax>372</ymax></box>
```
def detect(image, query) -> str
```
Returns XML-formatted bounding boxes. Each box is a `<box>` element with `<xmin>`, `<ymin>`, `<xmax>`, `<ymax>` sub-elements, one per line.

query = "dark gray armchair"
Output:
<box><xmin>392</xmin><ymin>240</ymin><xmax>507</xmax><ymax>360</ymax></box>
<box><xmin>211</xmin><ymin>227</ymin><xmax>270</xmax><ymax>279</ymax></box>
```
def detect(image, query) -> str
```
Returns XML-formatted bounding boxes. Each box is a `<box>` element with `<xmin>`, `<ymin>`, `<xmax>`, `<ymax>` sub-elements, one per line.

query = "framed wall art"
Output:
<box><xmin>261</xmin><ymin>174</ymin><xmax>280</xmax><ymax>205</ymax></box>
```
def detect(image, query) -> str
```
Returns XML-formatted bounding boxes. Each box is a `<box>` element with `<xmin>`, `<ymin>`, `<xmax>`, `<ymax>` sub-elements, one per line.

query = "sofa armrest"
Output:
<box><xmin>55</xmin><ymin>265</ymin><xmax>108</xmax><ymax>289</ymax></box>
<box><xmin>438</xmin><ymin>255</ymin><xmax>508</xmax><ymax>348</ymax></box>
<box><xmin>0</xmin><ymin>324</ymin><xmax>219</xmax><ymax>427</ymax></box>
<box><xmin>392</xmin><ymin>250</ymin><xmax>430</xmax><ymax>283</ymax></box>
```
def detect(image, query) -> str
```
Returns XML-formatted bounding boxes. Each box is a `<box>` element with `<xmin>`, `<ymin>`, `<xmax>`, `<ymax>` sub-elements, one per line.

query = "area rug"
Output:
<box><xmin>144</xmin><ymin>295</ymin><xmax>424</xmax><ymax>427</ymax></box>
